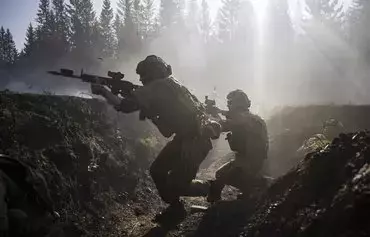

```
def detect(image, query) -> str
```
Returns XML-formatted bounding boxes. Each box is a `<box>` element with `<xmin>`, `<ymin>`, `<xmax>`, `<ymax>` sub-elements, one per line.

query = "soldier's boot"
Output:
<box><xmin>153</xmin><ymin>200</ymin><xmax>186</xmax><ymax>227</ymax></box>
<box><xmin>185</xmin><ymin>179</ymin><xmax>210</xmax><ymax>197</ymax></box>
<box><xmin>206</xmin><ymin>180</ymin><xmax>223</xmax><ymax>203</ymax></box>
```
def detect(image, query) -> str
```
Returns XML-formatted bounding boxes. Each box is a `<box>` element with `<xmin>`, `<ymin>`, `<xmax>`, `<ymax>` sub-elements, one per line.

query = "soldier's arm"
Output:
<box><xmin>220</xmin><ymin>119</ymin><xmax>232</xmax><ymax>132</ymax></box>
<box><xmin>91</xmin><ymin>84</ymin><xmax>140</xmax><ymax>113</ymax></box>
<box><xmin>114</xmin><ymin>97</ymin><xmax>140</xmax><ymax>113</ymax></box>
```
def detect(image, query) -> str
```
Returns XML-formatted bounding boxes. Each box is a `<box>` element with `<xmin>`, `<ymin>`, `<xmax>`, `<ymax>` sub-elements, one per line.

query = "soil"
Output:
<box><xmin>1</xmin><ymin>91</ymin><xmax>370</xmax><ymax>237</ymax></box>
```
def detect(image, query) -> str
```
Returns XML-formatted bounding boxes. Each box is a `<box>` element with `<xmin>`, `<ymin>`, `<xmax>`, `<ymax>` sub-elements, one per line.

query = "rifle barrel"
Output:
<box><xmin>47</xmin><ymin>71</ymin><xmax>84</xmax><ymax>80</ymax></box>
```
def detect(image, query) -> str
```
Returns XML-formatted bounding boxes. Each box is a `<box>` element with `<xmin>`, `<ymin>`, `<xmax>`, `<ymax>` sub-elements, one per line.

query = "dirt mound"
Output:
<box><xmin>2</xmin><ymin>93</ymin><xmax>370</xmax><ymax>237</ymax></box>
<box><xmin>267</xmin><ymin>105</ymin><xmax>370</xmax><ymax>177</ymax></box>
<box><xmin>0</xmin><ymin>91</ymin><xmax>163</xmax><ymax>236</ymax></box>
<box><xmin>182</xmin><ymin>131</ymin><xmax>370</xmax><ymax>237</ymax></box>
<box><xmin>242</xmin><ymin>131</ymin><xmax>370</xmax><ymax>237</ymax></box>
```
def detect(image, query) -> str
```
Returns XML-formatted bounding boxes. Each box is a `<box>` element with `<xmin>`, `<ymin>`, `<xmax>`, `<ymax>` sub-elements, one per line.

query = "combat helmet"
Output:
<box><xmin>136</xmin><ymin>55</ymin><xmax>172</xmax><ymax>84</ymax></box>
<box><xmin>227</xmin><ymin>89</ymin><xmax>251</xmax><ymax>111</ymax></box>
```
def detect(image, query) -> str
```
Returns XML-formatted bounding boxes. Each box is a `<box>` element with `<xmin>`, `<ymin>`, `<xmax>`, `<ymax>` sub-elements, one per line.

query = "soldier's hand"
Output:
<box><xmin>226</xmin><ymin>132</ymin><xmax>232</xmax><ymax>141</ymax></box>
<box><xmin>205</xmin><ymin>121</ymin><xmax>221</xmax><ymax>140</ymax></box>
<box><xmin>91</xmin><ymin>84</ymin><xmax>107</xmax><ymax>96</ymax></box>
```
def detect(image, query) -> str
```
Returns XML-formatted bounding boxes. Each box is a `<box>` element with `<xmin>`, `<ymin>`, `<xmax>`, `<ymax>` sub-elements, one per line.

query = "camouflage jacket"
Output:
<box><xmin>222</xmin><ymin>111</ymin><xmax>269</xmax><ymax>165</ymax></box>
<box><xmin>298</xmin><ymin>134</ymin><xmax>331</xmax><ymax>155</ymax></box>
<box><xmin>133</xmin><ymin>76</ymin><xmax>210</xmax><ymax>138</ymax></box>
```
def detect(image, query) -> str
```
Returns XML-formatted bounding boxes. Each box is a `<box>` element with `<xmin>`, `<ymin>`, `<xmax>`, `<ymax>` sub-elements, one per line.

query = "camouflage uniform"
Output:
<box><xmin>208</xmin><ymin>90</ymin><xmax>268</xmax><ymax>202</ymax></box>
<box><xmin>113</xmin><ymin>56</ymin><xmax>221</xmax><ymax>205</ymax></box>
<box><xmin>297</xmin><ymin>119</ymin><xmax>344</xmax><ymax>156</ymax></box>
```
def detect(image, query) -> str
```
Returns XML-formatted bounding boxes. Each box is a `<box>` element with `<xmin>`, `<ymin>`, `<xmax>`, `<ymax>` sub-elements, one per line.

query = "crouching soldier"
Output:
<box><xmin>207</xmin><ymin>90</ymin><xmax>269</xmax><ymax>202</ymax></box>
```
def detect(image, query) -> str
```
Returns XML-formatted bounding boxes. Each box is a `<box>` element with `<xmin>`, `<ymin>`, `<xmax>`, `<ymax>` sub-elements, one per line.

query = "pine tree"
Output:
<box><xmin>160</xmin><ymin>0</ymin><xmax>178</xmax><ymax>28</ymax></box>
<box><xmin>187</xmin><ymin>0</ymin><xmax>200</xmax><ymax>33</ymax></box>
<box><xmin>117</xmin><ymin>0</ymin><xmax>136</xmax><ymax>41</ymax></box>
<box><xmin>200</xmin><ymin>0</ymin><xmax>211</xmax><ymax>43</ymax></box>
<box><xmin>37</xmin><ymin>0</ymin><xmax>51</xmax><ymax>26</ymax></box>
<box><xmin>24</xmin><ymin>23</ymin><xmax>36</xmax><ymax>57</ymax></box>
<box><xmin>176</xmin><ymin>0</ymin><xmax>186</xmax><ymax>25</ymax></box>
<box><xmin>113</xmin><ymin>13</ymin><xmax>123</xmax><ymax>56</ymax></box>
<box><xmin>34</xmin><ymin>0</ymin><xmax>62</xmax><ymax>63</ymax></box>
<box><xmin>3</xmin><ymin>29</ymin><xmax>17</xmax><ymax>64</ymax></box>
<box><xmin>235</xmin><ymin>0</ymin><xmax>254</xmax><ymax>44</ymax></box>
<box><xmin>217</xmin><ymin>0</ymin><xmax>242</xmax><ymax>43</ymax></box>
<box><xmin>116</xmin><ymin>0</ymin><xmax>143</xmax><ymax>59</ymax></box>
<box><xmin>52</xmin><ymin>0</ymin><xmax>70</xmax><ymax>52</ymax></box>
<box><xmin>133</xmin><ymin>0</ymin><xmax>145</xmax><ymax>37</ymax></box>
<box><xmin>346</xmin><ymin>0</ymin><xmax>370</xmax><ymax>60</ymax></box>
<box><xmin>114</xmin><ymin>13</ymin><xmax>123</xmax><ymax>38</ymax></box>
<box><xmin>68</xmin><ymin>0</ymin><xmax>97</xmax><ymax>59</ymax></box>
<box><xmin>48</xmin><ymin>10</ymin><xmax>57</xmax><ymax>35</ymax></box>
<box><xmin>307</xmin><ymin>0</ymin><xmax>345</xmax><ymax>32</ymax></box>
<box><xmin>100</xmin><ymin>0</ymin><xmax>115</xmax><ymax>58</ymax></box>
<box><xmin>265</xmin><ymin>0</ymin><xmax>294</xmax><ymax>48</ymax></box>
<box><xmin>142</xmin><ymin>0</ymin><xmax>156</xmax><ymax>38</ymax></box>
<box><xmin>36</xmin><ymin>0</ymin><xmax>52</xmax><ymax>40</ymax></box>
<box><xmin>0</xmin><ymin>27</ymin><xmax>6</xmax><ymax>63</ymax></box>
<box><xmin>118</xmin><ymin>0</ymin><xmax>134</xmax><ymax>26</ymax></box>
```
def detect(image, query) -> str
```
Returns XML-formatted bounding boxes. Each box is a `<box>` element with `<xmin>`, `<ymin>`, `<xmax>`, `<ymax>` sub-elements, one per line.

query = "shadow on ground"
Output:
<box><xmin>189</xmin><ymin>200</ymin><xmax>254</xmax><ymax>237</ymax></box>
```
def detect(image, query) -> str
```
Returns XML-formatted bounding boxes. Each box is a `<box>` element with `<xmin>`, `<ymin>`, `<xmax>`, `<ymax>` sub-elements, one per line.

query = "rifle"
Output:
<box><xmin>48</xmin><ymin>68</ymin><xmax>141</xmax><ymax>97</ymax></box>
<box><xmin>204</xmin><ymin>96</ymin><xmax>228</xmax><ymax>119</ymax></box>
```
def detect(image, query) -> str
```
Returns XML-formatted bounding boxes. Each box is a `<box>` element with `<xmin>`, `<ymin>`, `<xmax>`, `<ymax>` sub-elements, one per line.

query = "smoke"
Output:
<box><xmin>3</xmin><ymin>0</ymin><xmax>370</xmax><ymax>120</ymax></box>
<box><xmin>2</xmin><ymin>66</ymin><xmax>92</xmax><ymax>98</ymax></box>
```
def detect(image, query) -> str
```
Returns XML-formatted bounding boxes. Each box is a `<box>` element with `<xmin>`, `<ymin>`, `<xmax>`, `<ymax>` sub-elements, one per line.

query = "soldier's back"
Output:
<box><xmin>134</xmin><ymin>77</ymin><xmax>205</xmax><ymax>136</ymax></box>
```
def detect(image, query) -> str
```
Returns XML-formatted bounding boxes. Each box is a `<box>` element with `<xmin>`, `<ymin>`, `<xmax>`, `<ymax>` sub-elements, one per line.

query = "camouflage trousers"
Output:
<box><xmin>210</xmin><ymin>153</ymin><xmax>264</xmax><ymax>198</ymax></box>
<box><xmin>150</xmin><ymin>135</ymin><xmax>212</xmax><ymax>204</ymax></box>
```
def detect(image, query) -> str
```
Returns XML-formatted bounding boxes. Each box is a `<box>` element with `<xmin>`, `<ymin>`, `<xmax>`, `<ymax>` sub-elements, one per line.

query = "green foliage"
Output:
<box><xmin>216</xmin><ymin>0</ymin><xmax>254</xmax><ymax>47</ymax></box>
<box><xmin>100</xmin><ymin>0</ymin><xmax>115</xmax><ymax>58</ymax></box>
<box><xmin>160</xmin><ymin>0</ymin><xmax>178</xmax><ymax>28</ymax></box>
<box><xmin>68</xmin><ymin>0</ymin><xmax>97</xmax><ymax>59</ymax></box>
<box><xmin>306</xmin><ymin>0</ymin><xmax>345</xmax><ymax>33</ymax></box>
<box><xmin>52</xmin><ymin>0</ymin><xmax>70</xmax><ymax>52</ymax></box>
<box><xmin>200</xmin><ymin>0</ymin><xmax>211</xmax><ymax>43</ymax></box>
<box><xmin>0</xmin><ymin>27</ymin><xmax>18</xmax><ymax>65</ymax></box>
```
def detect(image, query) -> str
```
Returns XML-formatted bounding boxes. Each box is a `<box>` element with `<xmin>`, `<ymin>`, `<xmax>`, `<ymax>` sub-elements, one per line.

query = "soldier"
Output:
<box><xmin>207</xmin><ymin>90</ymin><xmax>269</xmax><ymax>202</ymax></box>
<box><xmin>91</xmin><ymin>55</ymin><xmax>221</xmax><ymax>222</ymax></box>
<box><xmin>297</xmin><ymin>118</ymin><xmax>344</xmax><ymax>156</ymax></box>
<box><xmin>204</xmin><ymin>96</ymin><xmax>222</xmax><ymax>121</ymax></box>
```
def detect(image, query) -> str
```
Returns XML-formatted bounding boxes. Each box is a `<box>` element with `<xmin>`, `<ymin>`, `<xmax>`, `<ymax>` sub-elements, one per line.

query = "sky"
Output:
<box><xmin>0</xmin><ymin>0</ymin><xmax>222</xmax><ymax>50</ymax></box>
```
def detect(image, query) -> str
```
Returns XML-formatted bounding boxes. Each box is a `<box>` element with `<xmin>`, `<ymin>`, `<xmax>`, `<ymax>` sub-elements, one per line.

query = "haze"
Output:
<box><xmin>0</xmin><ymin>0</ymin><xmax>368</xmax><ymax>118</ymax></box>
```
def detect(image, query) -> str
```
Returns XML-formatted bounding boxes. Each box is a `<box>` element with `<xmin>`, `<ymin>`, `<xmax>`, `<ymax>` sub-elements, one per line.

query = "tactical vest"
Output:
<box><xmin>133</xmin><ymin>77</ymin><xmax>206</xmax><ymax>138</ymax></box>
<box><xmin>226</xmin><ymin>112</ymin><xmax>268</xmax><ymax>160</ymax></box>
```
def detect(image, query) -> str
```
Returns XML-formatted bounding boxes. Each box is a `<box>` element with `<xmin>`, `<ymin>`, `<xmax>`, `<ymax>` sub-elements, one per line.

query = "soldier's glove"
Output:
<box><xmin>226</xmin><ymin>132</ymin><xmax>232</xmax><ymax>141</ymax></box>
<box><xmin>91</xmin><ymin>84</ymin><xmax>108</xmax><ymax>96</ymax></box>
<box><xmin>205</xmin><ymin>121</ymin><xmax>221</xmax><ymax>140</ymax></box>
